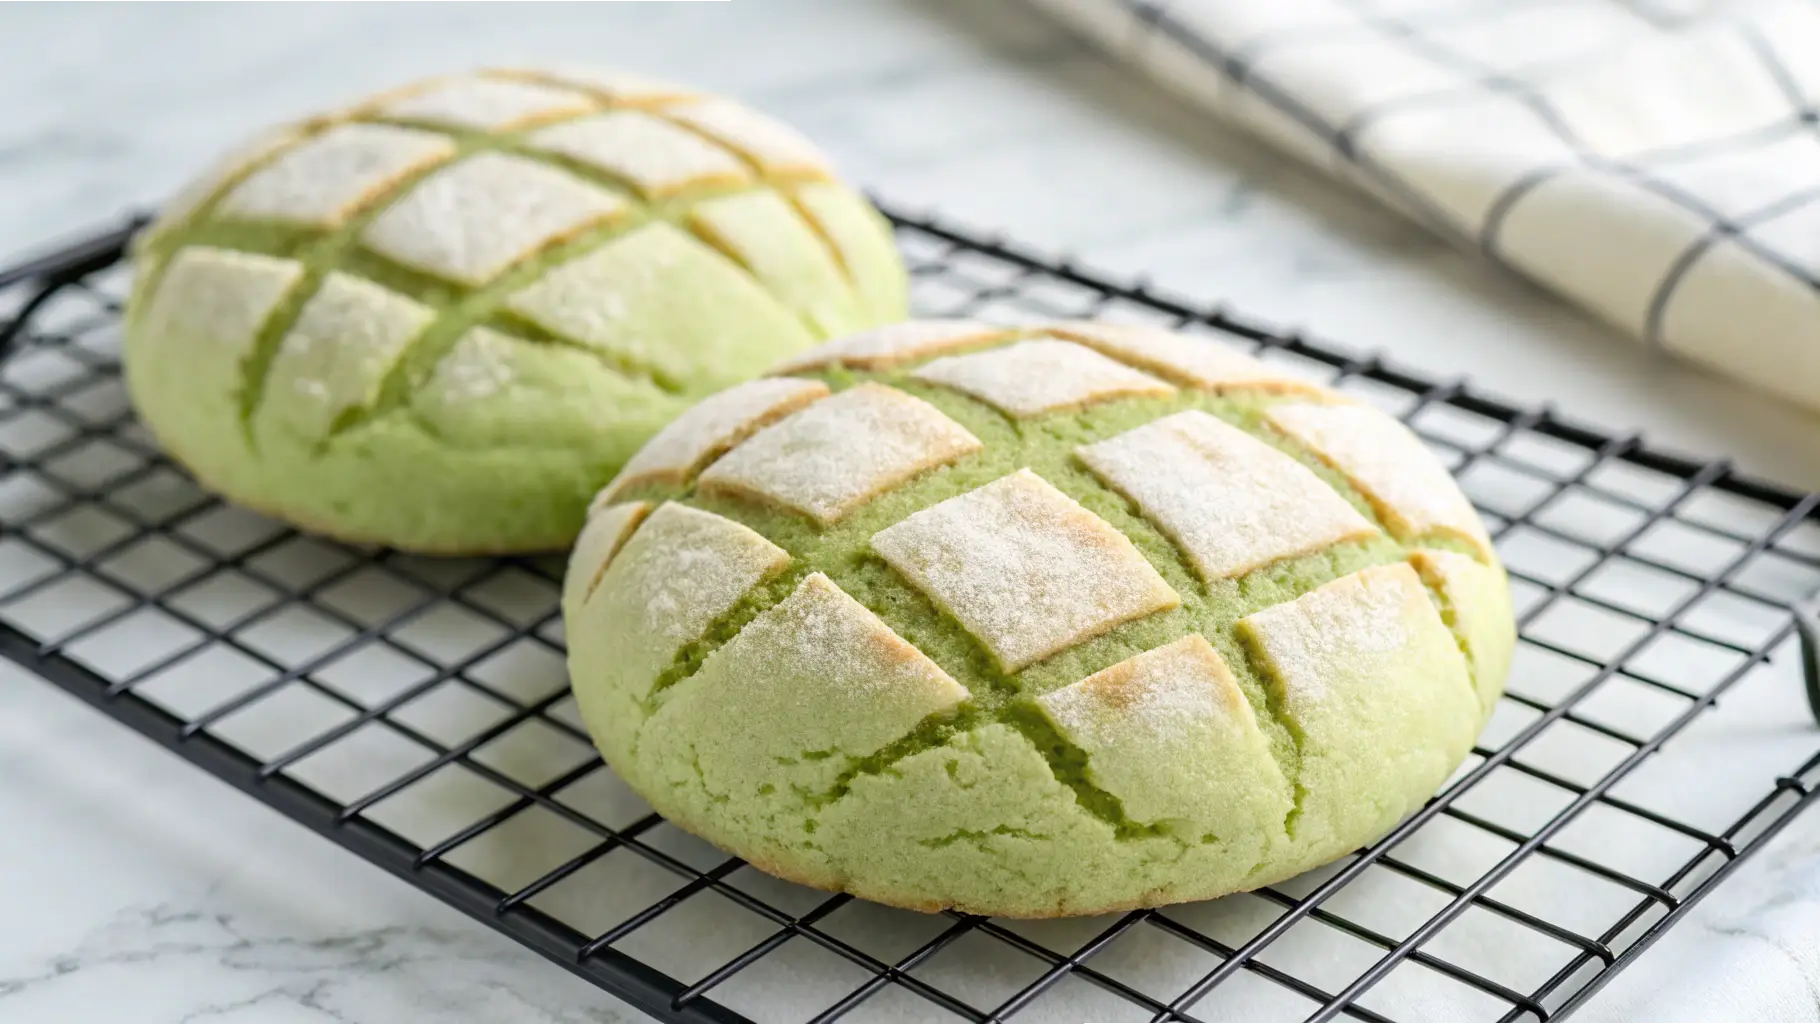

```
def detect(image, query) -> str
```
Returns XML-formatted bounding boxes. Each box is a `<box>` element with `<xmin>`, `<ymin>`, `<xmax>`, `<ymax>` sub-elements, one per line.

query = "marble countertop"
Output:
<box><xmin>3</xmin><ymin>2</ymin><xmax>1818</xmax><ymax>1022</ymax></box>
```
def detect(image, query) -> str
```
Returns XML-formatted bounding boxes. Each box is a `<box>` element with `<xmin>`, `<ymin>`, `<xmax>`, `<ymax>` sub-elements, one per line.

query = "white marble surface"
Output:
<box><xmin>2</xmin><ymin>2</ymin><xmax>1819</xmax><ymax>1022</ymax></box>
<box><xmin>0</xmin><ymin>661</ymin><xmax>640</xmax><ymax>1024</ymax></box>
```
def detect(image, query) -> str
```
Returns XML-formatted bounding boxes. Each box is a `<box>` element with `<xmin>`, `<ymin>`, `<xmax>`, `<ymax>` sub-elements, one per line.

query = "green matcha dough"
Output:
<box><xmin>123</xmin><ymin>66</ymin><xmax>905</xmax><ymax>553</ymax></box>
<box><xmin>564</xmin><ymin>319</ymin><xmax>1515</xmax><ymax>917</ymax></box>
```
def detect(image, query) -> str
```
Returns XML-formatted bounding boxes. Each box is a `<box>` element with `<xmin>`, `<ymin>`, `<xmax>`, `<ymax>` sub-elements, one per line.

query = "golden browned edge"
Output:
<box><xmin>603</xmin><ymin>378</ymin><xmax>832</xmax><ymax>503</ymax></box>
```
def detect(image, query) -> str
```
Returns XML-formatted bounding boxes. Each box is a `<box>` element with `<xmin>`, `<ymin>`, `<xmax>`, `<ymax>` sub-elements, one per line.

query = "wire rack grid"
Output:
<box><xmin>3</xmin><ymin>209</ymin><xmax>1819</xmax><ymax>1024</ymax></box>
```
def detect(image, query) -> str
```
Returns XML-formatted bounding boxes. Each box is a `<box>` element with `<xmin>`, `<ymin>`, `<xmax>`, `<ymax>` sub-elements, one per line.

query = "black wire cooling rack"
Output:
<box><xmin>4</xmin><ymin>209</ymin><xmax>1820</xmax><ymax>1024</ymax></box>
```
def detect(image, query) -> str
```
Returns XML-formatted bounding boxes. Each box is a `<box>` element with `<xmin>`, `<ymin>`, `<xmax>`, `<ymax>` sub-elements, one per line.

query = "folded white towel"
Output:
<box><xmin>1030</xmin><ymin>0</ymin><xmax>1820</xmax><ymax>417</ymax></box>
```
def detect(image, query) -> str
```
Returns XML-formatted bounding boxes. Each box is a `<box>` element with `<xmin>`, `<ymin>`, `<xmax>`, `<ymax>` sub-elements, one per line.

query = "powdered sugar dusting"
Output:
<box><xmin>769</xmin><ymin>320</ymin><xmax>1012</xmax><ymax>374</ymax></box>
<box><xmin>529</xmin><ymin>111</ymin><xmax>753</xmax><ymax>197</ymax></box>
<box><xmin>148</xmin><ymin>126</ymin><xmax>305</xmax><ymax>240</ymax></box>
<box><xmin>664</xmin><ymin>98</ymin><xmax>834</xmax><ymax>177</ymax></box>
<box><xmin>362</xmin><ymin>152</ymin><xmax>627</xmax><ymax>286</ymax></box>
<box><xmin>1039</xmin><ymin>634</ymin><xmax>1244</xmax><ymax>744</ymax></box>
<box><xmin>1077</xmin><ymin>410</ymin><xmax>1378</xmax><ymax>580</ymax></box>
<box><xmin>911</xmin><ymin>339</ymin><xmax>1175</xmax><ymax>418</ymax></box>
<box><xmin>698</xmin><ymin>383</ymin><xmax>982</xmax><ymax>525</ymax></box>
<box><xmin>375</xmin><ymin>76</ymin><xmax>596</xmax><ymax>130</ymax></box>
<box><xmin>1046</xmin><ymin>322</ymin><xmax>1320</xmax><ymax>393</ymax></box>
<box><xmin>1239</xmin><ymin>562</ymin><xmax>1428</xmax><ymax>711</ymax></box>
<box><xmin>426</xmin><ymin>327</ymin><xmax>522</xmax><ymax>405</ymax></box>
<box><xmin>505</xmin><ymin>222</ymin><xmax>690</xmax><ymax>355</ymax></box>
<box><xmin>217</xmin><ymin>123</ymin><xmax>455</xmax><ymax>228</ymax></box>
<box><xmin>605</xmin><ymin>377</ymin><xmax>830</xmax><ymax>501</ymax></box>
<box><xmin>140</xmin><ymin>248</ymin><xmax>304</xmax><ymax>361</ymax></box>
<box><xmin>1034</xmin><ymin>631</ymin><xmax>1285</xmax><ymax>829</ymax></box>
<box><xmin>262</xmin><ymin>272</ymin><xmax>434</xmax><ymax>436</ymax></box>
<box><xmin>563</xmin><ymin>500</ymin><xmax>652</xmax><ymax>616</ymax></box>
<box><xmin>1266</xmin><ymin>402</ymin><xmax>1491</xmax><ymax>558</ymax></box>
<box><xmin>721</xmin><ymin>572</ymin><xmax>968</xmax><ymax>707</ymax></box>
<box><xmin>870</xmin><ymin>468</ymin><xmax>1181</xmax><ymax>672</ymax></box>
<box><xmin>606</xmin><ymin>502</ymin><xmax>791</xmax><ymax>647</ymax></box>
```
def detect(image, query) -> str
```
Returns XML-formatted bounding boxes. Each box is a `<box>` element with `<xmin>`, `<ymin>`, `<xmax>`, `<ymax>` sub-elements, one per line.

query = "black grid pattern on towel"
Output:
<box><xmin>1051</xmin><ymin>0</ymin><xmax>1820</xmax><ymax>353</ymax></box>
<box><xmin>3</xmin><ymin>211</ymin><xmax>1819</xmax><ymax>1023</ymax></box>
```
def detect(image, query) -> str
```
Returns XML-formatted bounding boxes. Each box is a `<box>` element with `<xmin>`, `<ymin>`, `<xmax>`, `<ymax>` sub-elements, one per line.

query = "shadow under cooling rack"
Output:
<box><xmin>2</xmin><ymin>208</ymin><xmax>1819</xmax><ymax>1024</ymax></box>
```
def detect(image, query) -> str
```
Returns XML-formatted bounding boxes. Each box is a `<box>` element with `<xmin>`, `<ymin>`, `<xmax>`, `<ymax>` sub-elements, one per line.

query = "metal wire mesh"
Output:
<box><xmin>3</xmin><ymin>210</ymin><xmax>1819</xmax><ymax>1024</ymax></box>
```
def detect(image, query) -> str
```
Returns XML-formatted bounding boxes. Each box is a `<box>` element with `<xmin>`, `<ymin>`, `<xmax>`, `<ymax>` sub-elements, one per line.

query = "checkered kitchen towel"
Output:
<box><xmin>1028</xmin><ymin>0</ymin><xmax>1820</xmax><ymax>416</ymax></box>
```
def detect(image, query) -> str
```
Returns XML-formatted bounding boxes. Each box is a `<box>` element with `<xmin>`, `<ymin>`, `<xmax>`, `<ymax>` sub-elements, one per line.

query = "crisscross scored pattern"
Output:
<box><xmin>568</xmin><ymin>319</ymin><xmax>1510</xmax><ymax>921</ymax></box>
<box><xmin>124</xmin><ymin>67</ymin><xmax>902</xmax><ymax>552</ymax></box>
<box><xmin>3</xmin><ymin>213</ymin><xmax>1818</xmax><ymax>1023</ymax></box>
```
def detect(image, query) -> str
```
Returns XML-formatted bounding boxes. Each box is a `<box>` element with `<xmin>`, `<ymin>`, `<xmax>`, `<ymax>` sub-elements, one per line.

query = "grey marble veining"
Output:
<box><xmin>1</xmin><ymin>664</ymin><xmax>640</xmax><ymax>1023</ymax></box>
<box><xmin>3</xmin><ymin>3</ymin><xmax>1820</xmax><ymax>1022</ymax></box>
<box><xmin>2</xmin><ymin>903</ymin><xmax>613</xmax><ymax>1024</ymax></box>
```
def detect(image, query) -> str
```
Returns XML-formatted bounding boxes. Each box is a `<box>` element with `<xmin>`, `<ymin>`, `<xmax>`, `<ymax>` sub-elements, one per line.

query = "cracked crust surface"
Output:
<box><xmin>360</xmin><ymin>152</ymin><xmax>629</xmax><ymax>286</ymax></box>
<box><xmin>1046</xmin><ymin>321</ymin><xmax>1320</xmax><ymax>394</ymax></box>
<box><xmin>870</xmin><ymin>468</ymin><xmax>1181</xmax><ymax>672</ymax></box>
<box><xmin>374</xmin><ymin>76</ymin><xmax>596</xmax><ymax>130</ymax></box>
<box><xmin>255</xmin><ymin>271</ymin><xmax>435</xmax><ymax>439</ymax></box>
<box><xmin>698</xmin><ymin>383</ymin><xmax>982</xmax><ymax>526</ymax></box>
<box><xmin>1267</xmin><ymin>400</ymin><xmax>1494</xmax><ymax>558</ymax></box>
<box><xmin>1077</xmin><ymin>409</ymin><xmax>1379</xmax><ymax>581</ymax></box>
<box><xmin>771</xmin><ymin>320</ymin><xmax>1013</xmax><ymax>374</ymax></box>
<box><xmin>124</xmin><ymin>66</ymin><xmax>904</xmax><ymax>555</ymax></box>
<box><xmin>1036</xmin><ymin>634</ymin><xmax>1290</xmax><ymax>832</ymax></box>
<box><xmin>568</xmin><ymin>325</ymin><xmax>1512</xmax><ymax>917</ymax></box>
<box><xmin>215</xmin><ymin>123</ymin><xmax>457</xmax><ymax>229</ymax></box>
<box><xmin>528</xmin><ymin>111</ymin><xmax>754</xmax><ymax>197</ymax></box>
<box><xmin>599</xmin><ymin>376</ymin><xmax>831</xmax><ymax>505</ymax></box>
<box><xmin>640</xmin><ymin>572</ymin><xmax>971</xmax><ymax>880</ymax></box>
<box><xmin>911</xmin><ymin>338</ymin><xmax>1177</xmax><ymax>417</ymax></box>
<box><xmin>563</xmin><ymin>500</ymin><xmax>652</xmax><ymax>619</ymax></box>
